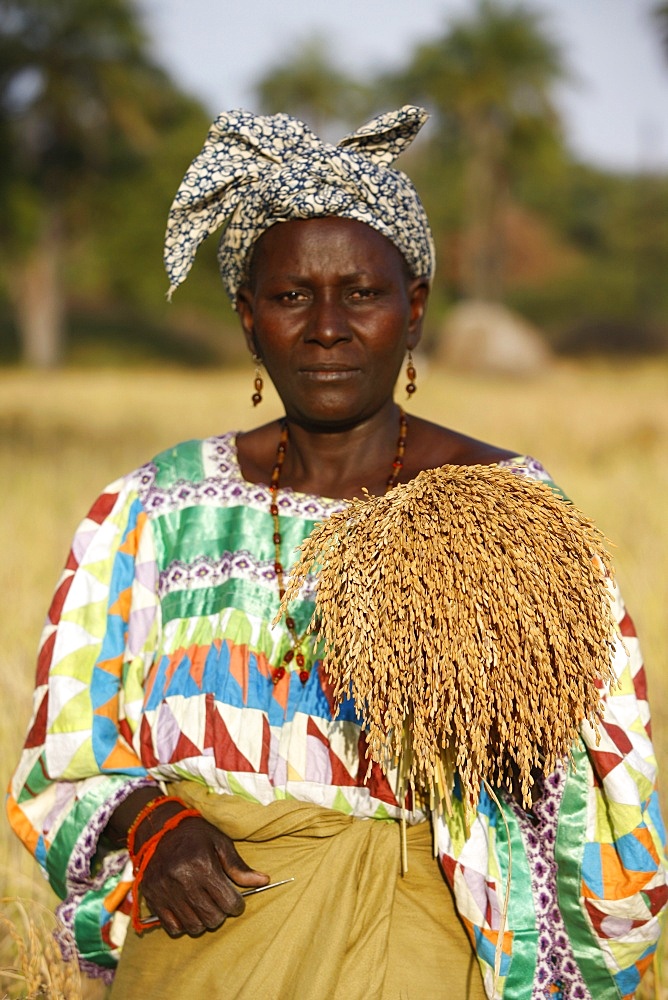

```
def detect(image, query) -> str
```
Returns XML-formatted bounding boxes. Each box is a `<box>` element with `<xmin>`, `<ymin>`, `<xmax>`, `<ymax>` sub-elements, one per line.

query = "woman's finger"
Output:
<box><xmin>213</xmin><ymin>833</ymin><xmax>270</xmax><ymax>889</ymax></box>
<box><xmin>203</xmin><ymin>870</ymin><xmax>249</xmax><ymax>920</ymax></box>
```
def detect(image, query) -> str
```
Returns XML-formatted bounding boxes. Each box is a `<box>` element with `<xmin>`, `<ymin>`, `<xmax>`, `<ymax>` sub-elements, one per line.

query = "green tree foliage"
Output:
<box><xmin>0</xmin><ymin>0</ymin><xmax>211</xmax><ymax>366</ymax></box>
<box><xmin>1</xmin><ymin>3</ymin><xmax>666</xmax><ymax>366</ymax></box>
<box><xmin>255</xmin><ymin>35</ymin><xmax>372</xmax><ymax>136</ymax></box>
<box><xmin>383</xmin><ymin>0</ymin><xmax>566</xmax><ymax>302</ymax></box>
<box><xmin>508</xmin><ymin>164</ymin><xmax>668</xmax><ymax>352</ymax></box>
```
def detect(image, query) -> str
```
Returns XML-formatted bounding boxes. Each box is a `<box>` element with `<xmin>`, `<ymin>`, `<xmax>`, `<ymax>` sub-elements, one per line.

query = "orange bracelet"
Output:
<box><xmin>127</xmin><ymin>795</ymin><xmax>191</xmax><ymax>860</ymax></box>
<box><xmin>130</xmin><ymin>807</ymin><xmax>201</xmax><ymax>933</ymax></box>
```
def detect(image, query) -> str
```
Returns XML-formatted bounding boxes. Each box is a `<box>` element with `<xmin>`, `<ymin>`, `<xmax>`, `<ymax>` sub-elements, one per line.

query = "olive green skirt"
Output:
<box><xmin>110</xmin><ymin>783</ymin><xmax>485</xmax><ymax>1000</ymax></box>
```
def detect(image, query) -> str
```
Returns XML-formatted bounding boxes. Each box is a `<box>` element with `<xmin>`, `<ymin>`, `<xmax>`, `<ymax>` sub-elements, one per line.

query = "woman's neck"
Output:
<box><xmin>279</xmin><ymin>407</ymin><xmax>405</xmax><ymax>499</ymax></box>
<box><xmin>236</xmin><ymin>403</ymin><xmax>406</xmax><ymax>500</ymax></box>
<box><xmin>236</xmin><ymin>406</ymin><xmax>517</xmax><ymax>500</ymax></box>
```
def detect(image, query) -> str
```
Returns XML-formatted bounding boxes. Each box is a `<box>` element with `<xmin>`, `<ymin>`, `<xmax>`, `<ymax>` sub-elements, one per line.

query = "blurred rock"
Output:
<box><xmin>436</xmin><ymin>300</ymin><xmax>552</xmax><ymax>376</ymax></box>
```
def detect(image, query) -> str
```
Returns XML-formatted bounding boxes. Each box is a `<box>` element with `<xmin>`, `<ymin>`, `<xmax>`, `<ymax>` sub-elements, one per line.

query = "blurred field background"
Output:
<box><xmin>1</xmin><ymin>358</ymin><xmax>667</xmax><ymax>996</ymax></box>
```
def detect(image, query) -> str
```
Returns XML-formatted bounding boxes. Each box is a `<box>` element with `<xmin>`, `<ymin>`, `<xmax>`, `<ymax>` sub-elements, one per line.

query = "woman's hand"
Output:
<box><xmin>138</xmin><ymin>813</ymin><xmax>270</xmax><ymax>937</ymax></box>
<box><xmin>104</xmin><ymin>790</ymin><xmax>269</xmax><ymax>937</ymax></box>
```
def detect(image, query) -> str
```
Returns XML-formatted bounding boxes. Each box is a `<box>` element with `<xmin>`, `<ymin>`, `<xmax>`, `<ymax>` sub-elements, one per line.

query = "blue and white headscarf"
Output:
<box><xmin>164</xmin><ymin>105</ymin><xmax>435</xmax><ymax>305</ymax></box>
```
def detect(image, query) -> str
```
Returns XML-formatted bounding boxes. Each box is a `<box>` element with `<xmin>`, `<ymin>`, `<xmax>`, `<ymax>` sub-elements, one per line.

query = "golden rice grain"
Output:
<box><xmin>0</xmin><ymin>897</ymin><xmax>82</xmax><ymax>1000</ymax></box>
<box><xmin>277</xmin><ymin>465</ymin><xmax>617</xmax><ymax>824</ymax></box>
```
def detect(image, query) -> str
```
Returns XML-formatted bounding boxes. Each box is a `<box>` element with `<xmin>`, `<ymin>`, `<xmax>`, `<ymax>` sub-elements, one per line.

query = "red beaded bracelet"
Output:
<box><xmin>130</xmin><ymin>806</ymin><xmax>201</xmax><ymax>933</ymax></box>
<box><xmin>127</xmin><ymin>795</ymin><xmax>191</xmax><ymax>860</ymax></box>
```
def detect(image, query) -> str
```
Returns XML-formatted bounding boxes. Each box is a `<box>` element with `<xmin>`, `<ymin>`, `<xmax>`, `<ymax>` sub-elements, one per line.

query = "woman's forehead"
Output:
<box><xmin>249</xmin><ymin>217</ymin><xmax>410</xmax><ymax>278</ymax></box>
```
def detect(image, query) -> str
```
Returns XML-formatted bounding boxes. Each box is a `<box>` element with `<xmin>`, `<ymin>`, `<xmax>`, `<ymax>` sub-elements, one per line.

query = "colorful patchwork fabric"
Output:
<box><xmin>7</xmin><ymin>433</ymin><xmax>667</xmax><ymax>996</ymax></box>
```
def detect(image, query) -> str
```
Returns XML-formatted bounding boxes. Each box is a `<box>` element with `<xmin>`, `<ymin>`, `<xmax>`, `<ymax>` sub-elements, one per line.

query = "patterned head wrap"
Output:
<box><xmin>164</xmin><ymin>105</ymin><xmax>435</xmax><ymax>305</ymax></box>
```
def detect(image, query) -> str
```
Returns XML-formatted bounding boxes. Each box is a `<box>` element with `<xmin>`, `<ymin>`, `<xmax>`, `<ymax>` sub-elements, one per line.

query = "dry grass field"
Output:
<box><xmin>1</xmin><ymin>357</ymin><xmax>667</xmax><ymax>997</ymax></box>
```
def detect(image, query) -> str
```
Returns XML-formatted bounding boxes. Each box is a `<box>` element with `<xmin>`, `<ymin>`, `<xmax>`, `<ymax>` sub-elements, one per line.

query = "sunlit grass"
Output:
<box><xmin>1</xmin><ymin>358</ymin><xmax>667</xmax><ymax>996</ymax></box>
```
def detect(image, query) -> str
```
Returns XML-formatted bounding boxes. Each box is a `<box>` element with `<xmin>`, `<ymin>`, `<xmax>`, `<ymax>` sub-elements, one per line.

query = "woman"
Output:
<box><xmin>8</xmin><ymin>107</ymin><xmax>666</xmax><ymax>999</ymax></box>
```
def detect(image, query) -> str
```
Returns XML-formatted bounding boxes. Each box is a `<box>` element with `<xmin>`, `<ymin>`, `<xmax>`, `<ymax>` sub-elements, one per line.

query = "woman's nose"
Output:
<box><xmin>304</xmin><ymin>296</ymin><xmax>352</xmax><ymax>345</ymax></box>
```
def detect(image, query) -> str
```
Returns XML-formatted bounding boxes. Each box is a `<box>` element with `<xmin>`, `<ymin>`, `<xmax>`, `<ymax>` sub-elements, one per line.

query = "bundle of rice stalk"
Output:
<box><xmin>0</xmin><ymin>896</ymin><xmax>82</xmax><ymax>999</ymax></box>
<box><xmin>279</xmin><ymin>465</ymin><xmax>617</xmax><ymax>824</ymax></box>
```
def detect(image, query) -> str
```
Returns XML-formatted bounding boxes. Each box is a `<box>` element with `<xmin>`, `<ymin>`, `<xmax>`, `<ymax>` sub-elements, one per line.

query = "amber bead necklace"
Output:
<box><xmin>269</xmin><ymin>408</ymin><xmax>408</xmax><ymax>685</ymax></box>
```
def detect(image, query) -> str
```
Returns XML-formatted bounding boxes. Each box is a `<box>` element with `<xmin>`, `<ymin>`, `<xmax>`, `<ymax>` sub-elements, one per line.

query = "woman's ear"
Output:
<box><xmin>407</xmin><ymin>278</ymin><xmax>429</xmax><ymax>350</ymax></box>
<box><xmin>236</xmin><ymin>286</ymin><xmax>257</xmax><ymax>355</ymax></box>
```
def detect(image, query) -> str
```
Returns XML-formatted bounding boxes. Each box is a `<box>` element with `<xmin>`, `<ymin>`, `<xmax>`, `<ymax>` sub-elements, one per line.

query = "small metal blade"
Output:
<box><xmin>138</xmin><ymin>876</ymin><xmax>295</xmax><ymax>928</ymax></box>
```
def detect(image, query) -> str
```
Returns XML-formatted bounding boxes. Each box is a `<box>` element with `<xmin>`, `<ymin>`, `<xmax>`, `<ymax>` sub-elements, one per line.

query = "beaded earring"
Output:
<box><xmin>405</xmin><ymin>350</ymin><xmax>417</xmax><ymax>398</ymax></box>
<box><xmin>251</xmin><ymin>354</ymin><xmax>263</xmax><ymax>406</ymax></box>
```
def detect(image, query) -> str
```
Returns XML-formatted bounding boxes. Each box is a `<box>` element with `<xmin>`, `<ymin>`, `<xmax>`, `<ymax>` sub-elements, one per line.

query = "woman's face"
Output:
<box><xmin>236</xmin><ymin>217</ymin><xmax>428</xmax><ymax>431</ymax></box>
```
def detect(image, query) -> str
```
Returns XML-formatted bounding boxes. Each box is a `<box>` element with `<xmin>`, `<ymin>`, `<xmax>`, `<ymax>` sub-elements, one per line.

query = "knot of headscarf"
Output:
<box><xmin>164</xmin><ymin>105</ymin><xmax>435</xmax><ymax>305</ymax></box>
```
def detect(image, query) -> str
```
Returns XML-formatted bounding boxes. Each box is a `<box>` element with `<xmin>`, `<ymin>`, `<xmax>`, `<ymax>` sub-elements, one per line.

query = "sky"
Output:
<box><xmin>139</xmin><ymin>0</ymin><xmax>668</xmax><ymax>173</ymax></box>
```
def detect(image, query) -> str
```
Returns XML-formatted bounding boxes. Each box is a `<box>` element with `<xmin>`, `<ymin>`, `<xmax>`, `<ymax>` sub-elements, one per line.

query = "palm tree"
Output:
<box><xmin>254</xmin><ymin>35</ymin><xmax>371</xmax><ymax>139</ymax></box>
<box><xmin>655</xmin><ymin>3</ymin><xmax>668</xmax><ymax>49</ymax></box>
<box><xmin>388</xmin><ymin>0</ymin><xmax>566</xmax><ymax>301</ymax></box>
<box><xmin>0</xmin><ymin>0</ymin><xmax>180</xmax><ymax>366</ymax></box>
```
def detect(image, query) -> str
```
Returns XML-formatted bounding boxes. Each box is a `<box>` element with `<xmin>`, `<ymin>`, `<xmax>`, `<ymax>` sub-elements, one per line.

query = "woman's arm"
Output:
<box><xmin>7</xmin><ymin>474</ymin><xmax>161</xmax><ymax>978</ymax></box>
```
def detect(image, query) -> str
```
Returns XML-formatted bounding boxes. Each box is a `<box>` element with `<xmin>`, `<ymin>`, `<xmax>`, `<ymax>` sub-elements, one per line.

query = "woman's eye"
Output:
<box><xmin>277</xmin><ymin>290</ymin><xmax>307</xmax><ymax>303</ymax></box>
<box><xmin>349</xmin><ymin>288</ymin><xmax>378</xmax><ymax>300</ymax></box>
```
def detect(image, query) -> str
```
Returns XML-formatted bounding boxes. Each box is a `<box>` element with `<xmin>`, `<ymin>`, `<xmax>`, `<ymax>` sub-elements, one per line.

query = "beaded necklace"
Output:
<box><xmin>269</xmin><ymin>409</ymin><xmax>408</xmax><ymax>685</ymax></box>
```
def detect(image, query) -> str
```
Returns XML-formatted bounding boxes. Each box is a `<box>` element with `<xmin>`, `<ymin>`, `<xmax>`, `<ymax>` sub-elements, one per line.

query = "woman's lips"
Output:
<box><xmin>298</xmin><ymin>367</ymin><xmax>360</xmax><ymax>381</ymax></box>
